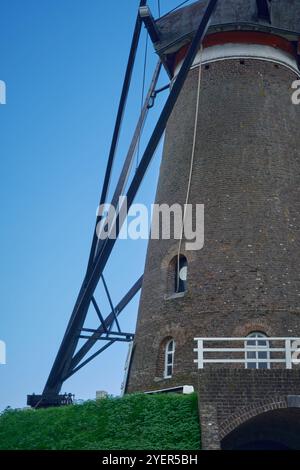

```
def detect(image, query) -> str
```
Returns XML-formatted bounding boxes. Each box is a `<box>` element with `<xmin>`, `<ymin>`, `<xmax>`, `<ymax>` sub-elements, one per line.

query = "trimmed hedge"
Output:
<box><xmin>0</xmin><ymin>393</ymin><xmax>200</xmax><ymax>450</ymax></box>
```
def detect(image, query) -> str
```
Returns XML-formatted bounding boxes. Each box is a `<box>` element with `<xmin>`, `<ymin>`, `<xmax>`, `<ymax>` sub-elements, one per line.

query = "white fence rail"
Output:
<box><xmin>194</xmin><ymin>337</ymin><xmax>300</xmax><ymax>369</ymax></box>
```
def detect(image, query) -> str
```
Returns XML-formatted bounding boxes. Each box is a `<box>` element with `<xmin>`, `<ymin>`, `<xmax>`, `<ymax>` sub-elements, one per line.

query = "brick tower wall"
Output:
<box><xmin>126</xmin><ymin>58</ymin><xmax>300</xmax><ymax>393</ymax></box>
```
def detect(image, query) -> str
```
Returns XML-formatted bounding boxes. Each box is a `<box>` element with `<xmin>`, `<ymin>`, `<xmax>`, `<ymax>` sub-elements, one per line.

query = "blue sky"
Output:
<box><xmin>0</xmin><ymin>0</ymin><xmax>195</xmax><ymax>410</ymax></box>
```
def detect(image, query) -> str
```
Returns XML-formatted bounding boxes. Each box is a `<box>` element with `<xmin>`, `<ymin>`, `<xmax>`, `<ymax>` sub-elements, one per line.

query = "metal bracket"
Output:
<box><xmin>139</xmin><ymin>6</ymin><xmax>160</xmax><ymax>43</ymax></box>
<box><xmin>148</xmin><ymin>84</ymin><xmax>170</xmax><ymax>109</ymax></box>
<box><xmin>256</xmin><ymin>0</ymin><xmax>272</xmax><ymax>24</ymax></box>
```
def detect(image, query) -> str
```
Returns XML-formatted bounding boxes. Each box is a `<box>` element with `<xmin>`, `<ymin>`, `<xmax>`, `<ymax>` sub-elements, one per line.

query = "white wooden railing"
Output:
<box><xmin>194</xmin><ymin>337</ymin><xmax>300</xmax><ymax>369</ymax></box>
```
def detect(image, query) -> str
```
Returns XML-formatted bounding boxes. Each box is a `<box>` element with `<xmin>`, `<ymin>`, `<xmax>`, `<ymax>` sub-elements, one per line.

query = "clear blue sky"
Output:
<box><xmin>0</xmin><ymin>0</ymin><xmax>194</xmax><ymax>410</ymax></box>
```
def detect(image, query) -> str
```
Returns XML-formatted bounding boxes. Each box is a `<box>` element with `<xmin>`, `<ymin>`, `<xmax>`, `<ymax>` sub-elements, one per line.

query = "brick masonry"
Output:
<box><xmin>126</xmin><ymin>57</ymin><xmax>300</xmax><ymax>447</ymax></box>
<box><xmin>197</xmin><ymin>369</ymin><xmax>300</xmax><ymax>449</ymax></box>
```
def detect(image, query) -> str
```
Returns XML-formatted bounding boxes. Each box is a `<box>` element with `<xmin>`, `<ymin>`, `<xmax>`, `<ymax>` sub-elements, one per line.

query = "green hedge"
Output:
<box><xmin>0</xmin><ymin>393</ymin><xmax>200</xmax><ymax>450</ymax></box>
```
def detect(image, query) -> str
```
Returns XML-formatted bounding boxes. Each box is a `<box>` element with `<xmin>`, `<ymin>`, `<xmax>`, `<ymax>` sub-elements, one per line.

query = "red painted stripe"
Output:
<box><xmin>173</xmin><ymin>31</ymin><xmax>297</xmax><ymax>74</ymax></box>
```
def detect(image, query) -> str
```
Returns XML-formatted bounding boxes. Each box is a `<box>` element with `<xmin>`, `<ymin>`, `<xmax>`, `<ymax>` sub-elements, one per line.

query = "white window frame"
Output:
<box><xmin>164</xmin><ymin>339</ymin><xmax>175</xmax><ymax>378</ymax></box>
<box><xmin>245</xmin><ymin>332</ymin><xmax>270</xmax><ymax>370</ymax></box>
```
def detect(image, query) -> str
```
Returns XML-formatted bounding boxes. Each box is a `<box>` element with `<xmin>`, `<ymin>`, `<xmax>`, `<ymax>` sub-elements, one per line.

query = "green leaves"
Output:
<box><xmin>0</xmin><ymin>393</ymin><xmax>200</xmax><ymax>450</ymax></box>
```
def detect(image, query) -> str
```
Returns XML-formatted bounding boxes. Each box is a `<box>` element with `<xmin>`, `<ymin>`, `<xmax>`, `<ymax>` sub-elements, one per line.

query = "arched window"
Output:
<box><xmin>175</xmin><ymin>255</ymin><xmax>188</xmax><ymax>294</ymax></box>
<box><xmin>245</xmin><ymin>332</ymin><xmax>270</xmax><ymax>370</ymax></box>
<box><xmin>164</xmin><ymin>339</ymin><xmax>175</xmax><ymax>378</ymax></box>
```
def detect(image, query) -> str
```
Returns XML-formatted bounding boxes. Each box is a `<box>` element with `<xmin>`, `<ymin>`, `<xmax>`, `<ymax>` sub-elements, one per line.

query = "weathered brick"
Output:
<box><xmin>126</xmin><ymin>48</ymin><xmax>300</xmax><ymax>449</ymax></box>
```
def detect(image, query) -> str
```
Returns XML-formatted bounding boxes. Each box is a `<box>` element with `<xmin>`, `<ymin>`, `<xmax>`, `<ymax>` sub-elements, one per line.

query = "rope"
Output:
<box><xmin>159</xmin><ymin>0</ymin><xmax>191</xmax><ymax>20</ymax></box>
<box><xmin>136</xmin><ymin>33</ymin><xmax>149</xmax><ymax>170</ymax></box>
<box><xmin>34</xmin><ymin>397</ymin><xmax>43</xmax><ymax>409</ymax></box>
<box><xmin>176</xmin><ymin>45</ymin><xmax>203</xmax><ymax>292</ymax></box>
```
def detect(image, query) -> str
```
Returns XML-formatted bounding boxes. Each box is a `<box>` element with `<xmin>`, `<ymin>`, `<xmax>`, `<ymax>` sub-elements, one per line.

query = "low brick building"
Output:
<box><xmin>126</xmin><ymin>0</ymin><xmax>300</xmax><ymax>449</ymax></box>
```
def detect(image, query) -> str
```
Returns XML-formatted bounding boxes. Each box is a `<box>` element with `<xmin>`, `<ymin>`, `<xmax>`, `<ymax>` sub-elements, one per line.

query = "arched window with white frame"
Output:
<box><xmin>245</xmin><ymin>332</ymin><xmax>270</xmax><ymax>369</ymax></box>
<box><xmin>164</xmin><ymin>339</ymin><xmax>175</xmax><ymax>378</ymax></box>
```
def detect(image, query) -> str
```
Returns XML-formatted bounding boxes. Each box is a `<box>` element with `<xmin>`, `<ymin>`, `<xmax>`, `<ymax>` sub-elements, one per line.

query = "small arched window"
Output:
<box><xmin>245</xmin><ymin>332</ymin><xmax>270</xmax><ymax>369</ymax></box>
<box><xmin>175</xmin><ymin>255</ymin><xmax>188</xmax><ymax>294</ymax></box>
<box><xmin>164</xmin><ymin>339</ymin><xmax>175</xmax><ymax>378</ymax></box>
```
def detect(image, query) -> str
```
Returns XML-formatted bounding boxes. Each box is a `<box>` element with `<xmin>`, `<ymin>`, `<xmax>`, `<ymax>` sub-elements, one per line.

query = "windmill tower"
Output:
<box><xmin>28</xmin><ymin>0</ymin><xmax>300</xmax><ymax>450</ymax></box>
<box><xmin>126</xmin><ymin>0</ymin><xmax>300</xmax><ymax>449</ymax></box>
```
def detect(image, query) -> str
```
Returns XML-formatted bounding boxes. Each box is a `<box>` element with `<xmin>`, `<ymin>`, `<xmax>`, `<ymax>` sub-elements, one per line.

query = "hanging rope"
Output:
<box><xmin>160</xmin><ymin>0</ymin><xmax>191</xmax><ymax>20</ymax></box>
<box><xmin>176</xmin><ymin>46</ymin><xmax>203</xmax><ymax>291</ymax></box>
<box><xmin>136</xmin><ymin>33</ymin><xmax>149</xmax><ymax>170</ymax></box>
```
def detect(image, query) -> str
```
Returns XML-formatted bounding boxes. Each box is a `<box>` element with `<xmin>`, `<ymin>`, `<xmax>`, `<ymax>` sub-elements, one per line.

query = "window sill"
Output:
<box><xmin>154</xmin><ymin>376</ymin><xmax>172</xmax><ymax>383</ymax></box>
<box><xmin>164</xmin><ymin>292</ymin><xmax>186</xmax><ymax>301</ymax></box>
